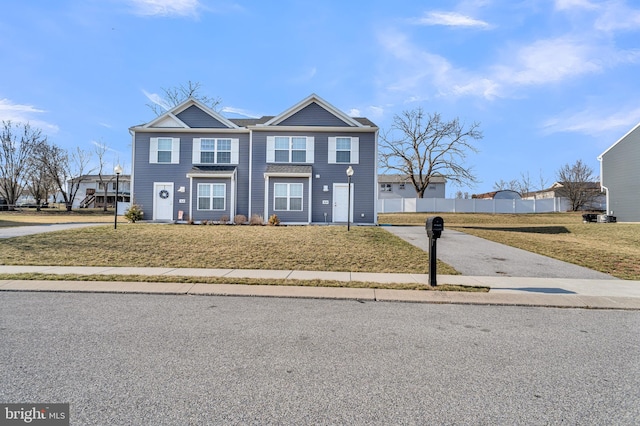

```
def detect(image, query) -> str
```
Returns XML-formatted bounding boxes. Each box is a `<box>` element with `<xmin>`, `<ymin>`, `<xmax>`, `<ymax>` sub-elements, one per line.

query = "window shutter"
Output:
<box><xmin>351</xmin><ymin>137</ymin><xmax>359</xmax><ymax>164</ymax></box>
<box><xmin>306</xmin><ymin>136</ymin><xmax>314</xmax><ymax>163</ymax></box>
<box><xmin>171</xmin><ymin>138</ymin><xmax>180</xmax><ymax>164</ymax></box>
<box><xmin>266</xmin><ymin>136</ymin><xmax>275</xmax><ymax>163</ymax></box>
<box><xmin>328</xmin><ymin>137</ymin><xmax>336</xmax><ymax>164</ymax></box>
<box><xmin>231</xmin><ymin>139</ymin><xmax>239</xmax><ymax>164</ymax></box>
<box><xmin>192</xmin><ymin>138</ymin><xmax>201</xmax><ymax>164</ymax></box>
<box><xmin>149</xmin><ymin>138</ymin><xmax>158</xmax><ymax>164</ymax></box>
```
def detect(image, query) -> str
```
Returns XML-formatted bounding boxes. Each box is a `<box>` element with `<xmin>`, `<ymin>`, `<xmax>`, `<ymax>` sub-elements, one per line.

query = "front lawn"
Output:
<box><xmin>0</xmin><ymin>224</ymin><xmax>457</xmax><ymax>275</ymax></box>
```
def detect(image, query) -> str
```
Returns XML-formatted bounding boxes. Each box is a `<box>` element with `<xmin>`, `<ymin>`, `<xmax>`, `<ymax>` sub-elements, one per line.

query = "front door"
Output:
<box><xmin>154</xmin><ymin>182</ymin><xmax>174</xmax><ymax>221</ymax></box>
<box><xmin>333</xmin><ymin>183</ymin><xmax>353</xmax><ymax>222</ymax></box>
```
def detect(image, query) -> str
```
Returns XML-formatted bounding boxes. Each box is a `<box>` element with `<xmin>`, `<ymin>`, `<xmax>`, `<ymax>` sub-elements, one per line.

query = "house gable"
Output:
<box><xmin>263</xmin><ymin>94</ymin><xmax>364</xmax><ymax>128</ymax></box>
<box><xmin>143</xmin><ymin>98</ymin><xmax>239</xmax><ymax>130</ymax></box>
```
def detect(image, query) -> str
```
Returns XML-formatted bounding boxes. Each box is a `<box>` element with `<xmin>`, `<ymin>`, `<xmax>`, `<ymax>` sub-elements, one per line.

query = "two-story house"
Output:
<box><xmin>129</xmin><ymin>94</ymin><xmax>378</xmax><ymax>225</ymax></box>
<box><xmin>68</xmin><ymin>174</ymin><xmax>131</xmax><ymax>209</ymax></box>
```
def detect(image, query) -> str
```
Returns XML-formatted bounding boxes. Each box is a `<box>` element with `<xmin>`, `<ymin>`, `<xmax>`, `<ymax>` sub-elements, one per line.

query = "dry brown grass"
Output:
<box><xmin>379</xmin><ymin>212</ymin><xmax>640</xmax><ymax>280</ymax></box>
<box><xmin>0</xmin><ymin>209</ymin><xmax>115</xmax><ymax>227</ymax></box>
<box><xmin>0</xmin><ymin>224</ymin><xmax>457</xmax><ymax>275</ymax></box>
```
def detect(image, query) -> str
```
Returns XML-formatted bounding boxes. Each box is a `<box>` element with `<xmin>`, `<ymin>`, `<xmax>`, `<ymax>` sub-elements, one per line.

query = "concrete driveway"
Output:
<box><xmin>0</xmin><ymin>223</ymin><xmax>106</xmax><ymax>239</ymax></box>
<box><xmin>383</xmin><ymin>226</ymin><xmax>618</xmax><ymax>280</ymax></box>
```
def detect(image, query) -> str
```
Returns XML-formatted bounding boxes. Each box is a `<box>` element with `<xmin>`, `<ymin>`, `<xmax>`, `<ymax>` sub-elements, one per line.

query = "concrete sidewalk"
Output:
<box><xmin>1</xmin><ymin>265</ymin><xmax>639</xmax><ymax>310</ymax></box>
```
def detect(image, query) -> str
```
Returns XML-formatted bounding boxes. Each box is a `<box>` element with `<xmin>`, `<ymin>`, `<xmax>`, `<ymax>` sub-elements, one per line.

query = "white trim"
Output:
<box><xmin>249</xmin><ymin>126</ymin><xmax>377</xmax><ymax>132</ymax></box>
<box><xmin>328</xmin><ymin>136</ymin><xmax>359</xmax><ymax>164</ymax></box>
<box><xmin>308</xmin><ymin>176</ymin><xmax>312</xmax><ymax>223</ymax></box>
<box><xmin>186</xmin><ymin>172</ymin><xmax>235</xmax><ymax>178</ymax></box>
<box><xmin>171</xmin><ymin>138</ymin><xmax>180</xmax><ymax>164</ymax></box>
<box><xmin>267</xmin><ymin>135</ymin><xmax>313</xmax><ymax>164</ymax></box>
<box><xmin>263</xmin><ymin>94</ymin><xmax>365</xmax><ymax>128</ymax></box>
<box><xmin>192</xmin><ymin>138</ymin><xmax>201</xmax><ymax>164</ymax></box>
<box><xmin>598</xmin><ymin>120</ymin><xmax>640</xmax><ymax>160</ymax></box>
<box><xmin>332</xmin><ymin>182</ymin><xmax>353</xmax><ymax>223</ymax></box>
<box><xmin>144</xmin><ymin>113</ymin><xmax>189</xmax><ymax>129</ymax></box>
<box><xmin>273</xmin><ymin>182</ymin><xmax>304</xmax><ymax>212</ymax></box>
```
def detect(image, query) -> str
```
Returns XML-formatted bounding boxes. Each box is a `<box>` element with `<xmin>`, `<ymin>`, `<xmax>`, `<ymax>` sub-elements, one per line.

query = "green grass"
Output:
<box><xmin>0</xmin><ymin>224</ymin><xmax>457</xmax><ymax>275</ymax></box>
<box><xmin>380</xmin><ymin>212</ymin><xmax>640</xmax><ymax>280</ymax></box>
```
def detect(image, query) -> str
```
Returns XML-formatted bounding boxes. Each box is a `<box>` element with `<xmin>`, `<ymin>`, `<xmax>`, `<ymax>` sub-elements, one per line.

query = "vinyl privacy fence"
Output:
<box><xmin>377</xmin><ymin>197</ymin><xmax>572</xmax><ymax>214</ymax></box>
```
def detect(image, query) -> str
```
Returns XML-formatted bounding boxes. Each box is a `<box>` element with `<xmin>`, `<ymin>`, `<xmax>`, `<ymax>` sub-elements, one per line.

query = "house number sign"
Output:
<box><xmin>159</xmin><ymin>189</ymin><xmax>170</xmax><ymax>199</ymax></box>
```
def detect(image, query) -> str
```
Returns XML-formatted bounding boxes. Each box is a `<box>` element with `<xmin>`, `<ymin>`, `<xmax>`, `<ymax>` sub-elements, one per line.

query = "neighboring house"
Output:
<box><xmin>67</xmin><ymin>175</ymin><xmax>131</xmax><ymax>209</ymax></box>
<box><xmin>598</xmin><ymin>121</ymin><xmax>640</xmax><ymax>222</ymax></box>
<box><xmin>472</xmin><ymin>190</ymin><xmax>521</xmax><ymax>200</ymax></box>
<box><xmin>377</xmin><ymin>175</ymin><xmax>446</xmax><ymax>199</ymax></box>
<box><xmin>129</xmin><ymin>94</ymin><xmax>379</xmax><ymax>224</ymax></box>
<box><xmin>523</xmin><ymin>182</ymin><xmax>604</xmax><ymax>211</ymax></box>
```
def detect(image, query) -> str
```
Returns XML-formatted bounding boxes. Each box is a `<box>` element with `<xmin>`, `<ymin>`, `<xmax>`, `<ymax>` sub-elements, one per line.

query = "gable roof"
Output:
<box><xmin>262</xmin><ymin>93</ymin><xmax>366</xmax><ymax>128</ymax></box>
<box><xmin>598</xmin><ymin>120</ymin><xmax>640</xmax><ymax>160</ymax></box>
<box><xmin>142</xmin><ymin>98</ymin><xmax>240</xmax><ymax>130</ymax></box>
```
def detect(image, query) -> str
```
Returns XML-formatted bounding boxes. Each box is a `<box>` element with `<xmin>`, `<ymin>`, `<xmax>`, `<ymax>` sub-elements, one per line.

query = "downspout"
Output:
<box><xmin>374</xmin><ymin>128</ymin><xmax>379</xmax><ymax>225</ymax></box>
<box><xmin>188</xmin><ymin>176</ymin><xmax>193</xmax><ymax>221</ymax></box>
<box><xmin>597</xmin><ymin>154</ymin><xmax>610</xmax><ymax>215</ymax></box>
<box><xmin>248</xmin><ymin>129</ymin><xmax>253</xmax><ymax>217</ymax></box>
<box><xmin>129</xmin><ymin>128</ymin><xmax>135</xmax><ymax>206</ymax></box>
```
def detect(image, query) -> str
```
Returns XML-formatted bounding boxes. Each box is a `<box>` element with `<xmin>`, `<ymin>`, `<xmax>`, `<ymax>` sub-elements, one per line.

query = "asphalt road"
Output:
<box><xmin>1</xmin><ymin>292</ymin><xmax>638</xmax><ymax>425</ymax></box>
<box><xmin>384</xmin><ymin>226</ymin><xmax>617</xmax><ymax>279</ymax></box>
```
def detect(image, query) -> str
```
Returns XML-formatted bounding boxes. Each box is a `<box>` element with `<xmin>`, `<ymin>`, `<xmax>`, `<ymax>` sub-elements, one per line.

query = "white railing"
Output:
<box><xmin>377</xmin><ymin>197</ymin><xmax>572</xmax><ymax>214</ymax></box>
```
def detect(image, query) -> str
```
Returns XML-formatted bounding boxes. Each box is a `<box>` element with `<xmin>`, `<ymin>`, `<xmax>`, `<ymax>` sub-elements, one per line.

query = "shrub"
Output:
<box><xmin>250</xmin><ymin>214</ymin><xmax>264</xmax><ymax>225</ymax></box>
<box><xmin>219</xmin><ymin>215</ymin><xmax>229</xmax><ymax>224</ymax></box>
<box><xmin>201</xmin><ymin>219</ymin><xmax>209</xmax><ymax>226</ymax></box>
<box><xmin>234</xmin><ymin>214</ymin><xmax>247</xmax><ymax>225</ymax></box>
<box><xmin>268</xmin><ymin>214</ymin><xmax>280</xmax><ymax>226</ymax></box>
<box><xmin>124</xmin><ymin>204</ymin><xmax>144</xmax><ymax>223</ymax></box>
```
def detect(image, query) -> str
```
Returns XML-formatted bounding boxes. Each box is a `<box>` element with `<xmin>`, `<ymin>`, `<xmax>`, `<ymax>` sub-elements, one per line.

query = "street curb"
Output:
<box><xmin>1</xmin><ymin>280</ymin><xmax>639</xmax><ymax>310</ymax></box>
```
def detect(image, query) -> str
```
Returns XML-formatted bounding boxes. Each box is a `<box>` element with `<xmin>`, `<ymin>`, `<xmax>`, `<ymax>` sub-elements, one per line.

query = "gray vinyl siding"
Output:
<box><xmin>278</xmin><ymin>102</ymin><xmax>351</xmax><ymax>127</ymax></box>
<box><xmin>177</xmin><ymin>105</ymin><xmax>229</xmax><ymax>128</ymax></box>
<box><xmin>132</xmin><ymin>131</ymin><xmax>250</xmax><ymax>221</ymax></box>
<box><xmin>602</xmin><ymin>125</ymin><xmax>640</xmax><ymax>222</ymax></box>
<box><xmin>252</xmin><ymin>130</ymin><xmax>377</xmax><ymax>224</ymax></box>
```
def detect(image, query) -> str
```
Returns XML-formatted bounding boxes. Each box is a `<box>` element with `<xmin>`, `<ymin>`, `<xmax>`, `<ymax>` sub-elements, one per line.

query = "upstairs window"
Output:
<box><xmin>150</xmin><ymin>137</ymin><xmax>180</xmax><ymax>164</ymax></box>
<box><xmin>381</xmin><ymin>183</ymin><xmax>392</xmax><ymax>192</ymax></box>
<box><xmin>267</xmin><ymin>136</ymin><xmax>314</xmax><ymax>164</ymax></box>
<box><xmin>328</xmin><ymin>137</ymin><xmax>359</xmax><ymax>164</ymax></box>
<box><xmin>193</xmin><ymin>138</ymin><xmax>239</xmax><ymax>164</ymax></box>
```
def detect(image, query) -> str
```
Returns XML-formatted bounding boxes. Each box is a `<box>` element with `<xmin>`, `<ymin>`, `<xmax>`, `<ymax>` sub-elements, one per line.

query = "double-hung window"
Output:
<box><xmin>193</xmin><ymin>138</ymin><xmax>238</xmax><ymax>164</ymax></box>
<box><xmin>150</xmin><ymin>137</ymin><xmax>180</xmax><ymax>164</ymax></box>
<box><xmin>197</xmin><ymin>183</ymin><xmax>226</xmax><ymax>210</ymax></box>
<box><xmin>328</xmin><ymin>137</ymin><xmax>359</xmax><ymax>164</ymax></box>
<box><xmin>274</xmin><ymin>183</ymin><xmax>303</xmax><ymax>211</ymax></box>
<box><xmin>267</xmin><ymin>136</ymin><xmax>314</xmax><ymax>163</ymax></box>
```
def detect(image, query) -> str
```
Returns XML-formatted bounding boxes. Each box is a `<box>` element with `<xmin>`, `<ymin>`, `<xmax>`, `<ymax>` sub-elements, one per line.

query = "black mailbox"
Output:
<box><xmin>426</xmin><ymin>216</ymin><xmax>444</xmax><ymax>239</ymax></box>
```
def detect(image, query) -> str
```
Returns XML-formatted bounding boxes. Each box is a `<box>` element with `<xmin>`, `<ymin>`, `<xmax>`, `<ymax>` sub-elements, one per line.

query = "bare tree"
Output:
<box><xmin>38</xmin><ymin>144</ymin><xmax>93</xmax><ymax>211</ymax></box>
<box><xmin>380</xmin><ymin>109</ymin><xmax>481</xmax><ymax>198</ymax></box>
<box><xmin>556</xmin><ymin>159</ymin><xmax>598</xmax><ymax>211</ymax></box>
<box><xmin>26</xmin><ymin>144</ymin><xmax>57</xmax><ymax>211</ymax></box>
<box><xmin>94</xmin><ymin>141</ymin><xmax>116</xmax><ymax>211</ymax></box>
<box><xmin>147</xmin><ymin>80</ymin><xmax>221</xmax><ymax>116</ymax></box>
<box><xmin>0</xmin><ymin>121</ymin><xmax>46</xmax><ymax>208</ymax></box>
<box><xmin>493</xmin><ymin>179</ymin><xmax>519</xmax><ymax>192</ymax></box>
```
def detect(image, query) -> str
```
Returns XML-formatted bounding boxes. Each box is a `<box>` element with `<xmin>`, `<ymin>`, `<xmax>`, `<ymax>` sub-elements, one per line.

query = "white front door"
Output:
<box><xmin>333</xmin><ymin>183</ymin><xmax>353</xmax><ymax>222</ymax></box>
<box><xmin>154</xmin><ymin>182</ymin><xmax>174</xmax><ymax>221</ymax></box>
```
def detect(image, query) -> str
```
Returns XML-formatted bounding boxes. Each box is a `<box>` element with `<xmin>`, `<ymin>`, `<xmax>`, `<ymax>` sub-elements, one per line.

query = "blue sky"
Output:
<box><xmin>1</xmin><ymin>0</ymin><xmax>639</xmax><ymax>196</ymax></box>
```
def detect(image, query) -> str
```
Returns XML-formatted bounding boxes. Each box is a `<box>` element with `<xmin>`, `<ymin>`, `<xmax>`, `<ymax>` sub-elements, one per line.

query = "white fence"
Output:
<box><xmin>378</xmin><ymin>197</ymin><xmax>571</xmax><ymax>214</ymax></box>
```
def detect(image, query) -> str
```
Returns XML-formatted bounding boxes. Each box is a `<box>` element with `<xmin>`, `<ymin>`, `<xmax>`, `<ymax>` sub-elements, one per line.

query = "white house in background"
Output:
<box><xmin>598</xmin><ymin>121</ymin><xmax>640</xmax><ymax>222</ymax></box>
<box><xmin>522</xmin><ymin>182</ymin><xmax>605</xmax><ymax>211</ymax></box>
<box><xmin>67</xmin><ymin>174</ymin><xmax>131</xmax><ymax>209</ymax></box>
<box><xmin>378</xmin><ymin>174</ymin><xmax>446</xmax><ymax>199</ymax></box>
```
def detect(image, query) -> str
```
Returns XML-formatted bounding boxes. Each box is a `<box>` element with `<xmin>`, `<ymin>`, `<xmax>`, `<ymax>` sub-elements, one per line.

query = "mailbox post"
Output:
<box><xmin>425</xmin><ymin>216</ymin><xmax>444</xmax><ymax>287</ymax></box>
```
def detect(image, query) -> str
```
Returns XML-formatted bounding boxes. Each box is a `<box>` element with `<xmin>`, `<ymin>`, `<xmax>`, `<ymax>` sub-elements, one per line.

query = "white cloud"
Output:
<box><xmin>348</xmin><ymin>108</ymin><xmax>361</xmax><ymax>117</ymax></box>
<box><xmin>142</xmin><ymin>90</ymin><xmax>171</xmax><ymax>112</ymax></box>
<box><xmin>411</xmin><ymin>11</ymin><xmax>491</xmax><ymax>28</ymax></box>
<box><xmin>221</xmin><ymin>106</ymin><xmax>259</xmax><ymax>118</ymax></box>
<box><xmin>554</xmin><ymin>0</ymin><xmax>598</xmax><ymax>11</ymax></box>
<box><xmin>127</xmin><ymin>0</ymin><xmax>201</xmax><ymax>17</ymax></box>
<box><xmin>541</xmin><ymin>106</ymin><xmax>640</xmax><ymax>136</ymax></box>
<box><xmin>0</xmin><ymin>98</ymin><xmax>58</xmax><ymax>133</ymax></box>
